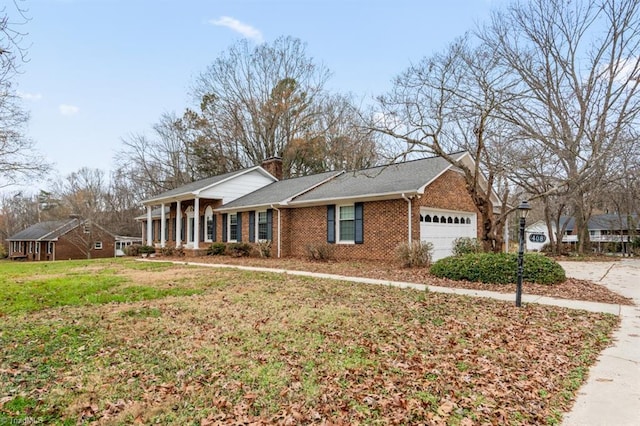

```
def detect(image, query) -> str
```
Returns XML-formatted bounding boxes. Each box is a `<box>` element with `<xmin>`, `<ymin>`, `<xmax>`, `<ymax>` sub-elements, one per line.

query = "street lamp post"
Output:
<box><xmin>516</xmin><ymin>200</ymin><xmax>531</xmax><ymax>307</ymax></box>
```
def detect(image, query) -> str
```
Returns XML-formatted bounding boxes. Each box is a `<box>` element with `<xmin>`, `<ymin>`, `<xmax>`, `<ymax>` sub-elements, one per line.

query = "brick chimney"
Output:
<box><xmin>261</xmin><ymin>157</ymin><xmax>283</xmax><ymax>180</ymax></box>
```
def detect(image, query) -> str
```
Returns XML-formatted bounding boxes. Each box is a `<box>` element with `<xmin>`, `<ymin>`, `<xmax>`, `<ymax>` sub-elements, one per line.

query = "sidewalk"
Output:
<box><xmin>141</xmin><ymin>258</ymin><xmax>639</xmax><ymax>425</ymax></box>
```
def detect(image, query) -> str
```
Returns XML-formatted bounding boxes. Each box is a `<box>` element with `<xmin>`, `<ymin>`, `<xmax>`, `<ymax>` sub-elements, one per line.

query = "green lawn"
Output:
<box><xmin>0</xmin><ymin>258</ymin><xmax>619</xmax><ymax>425</ymax></box>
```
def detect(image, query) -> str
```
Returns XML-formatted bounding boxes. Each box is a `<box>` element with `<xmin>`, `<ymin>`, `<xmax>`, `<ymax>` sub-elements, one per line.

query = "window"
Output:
<box><xmin>28</xmin><ymin>241</ymin><xmax>33</xmax><ymax>253</ymax></box>
<box><xmin>94</xmin><ymin>241</ymin><xmax>103</xmax><ymax>250</ymax></box>
<box><xmin>257</xmin><ymin>211</ymin><xmax>268</xmax><ymax>240</ymax></box>
<box><xmin>339</xmin><ymin>205</ymin><xmax>355</xmax><ymax>242</ymax></box>
<box><xmin>454</xmin><ymin>217</ymin><xmax>460</xmax><ymax>224</ymax></box>
<box><xmin>35</xmin><ymin>243</ymin><xmax>40</xmax><ymax>254</ymax></box>
<box><xmin>47</xmin><ymin>242</ymin><xmax>54</xmax><ymax>254</ymax></box>
<box><xmin>425</xmin><ymin>215</ymin><xmax>432</xmax><ymax>223</ymax></box>
<box><xmin>229</xmin><ymin>213</ymin><xmax>238</xmax><ymax>241</ymax></box>
<box><xmin>205</xmin><ymin>206</ymin><xmax>215</xmax><ymax>242</ymax></box>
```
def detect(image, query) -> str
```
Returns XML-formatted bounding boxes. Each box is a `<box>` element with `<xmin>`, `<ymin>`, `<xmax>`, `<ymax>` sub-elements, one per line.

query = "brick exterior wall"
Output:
<box><xmin>417</xmin><ymin>169</ymin><xmax>484</xmax><ymax>238</ymax></box>
<box><xmin>53</xmin><ymin>225</ymin><xmax>116</xmax><ymax>260</ymax></box>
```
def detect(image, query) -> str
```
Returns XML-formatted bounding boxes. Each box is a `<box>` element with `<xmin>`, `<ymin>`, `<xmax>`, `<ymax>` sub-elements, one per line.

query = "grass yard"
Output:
<box><xmin>0</xmin><ymin>259</ymin><xmax>619</xmax><ymax>425</ymax></box>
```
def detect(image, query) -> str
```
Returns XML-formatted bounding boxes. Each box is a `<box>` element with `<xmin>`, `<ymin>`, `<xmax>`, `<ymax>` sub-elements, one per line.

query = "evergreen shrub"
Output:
<box><xmin>430</xmin><ymin>252</ymin><xmax>566</xmax><ymax>285</ymax></box>
<box><xmin>207</xmin><ymin>242</ymin><xmax>227</xmax><ymax>256</ymax></box>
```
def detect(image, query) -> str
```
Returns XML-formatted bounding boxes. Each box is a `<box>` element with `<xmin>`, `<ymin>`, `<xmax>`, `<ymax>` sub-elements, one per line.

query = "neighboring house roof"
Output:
<box><xmin>142</xmin><ymin>166</ymin><xmax>277</xmax><ymax>205</ymax></box>
<box><xmin>217</xmin><ymin>171</ymin><xmax>342</xmax><ymax>212</ymax></box>
<box><xmin>562</xmin><ymin>214</ymin><xmax>639</xmax><ymax>232</ymax></box>
<box><xmin>7</xmin><ymin>218</ymin><xmax>117</xmax><ymax>242</ymax></box>
<box><xmin>8</xmin><ymin>219</ymin><xmax>82</xmax><ymax>241</ymax></box>
<box><xmin>290</xmin><ymin>152</ymin><xmax>468</xmax><ymax>205</ymax></box>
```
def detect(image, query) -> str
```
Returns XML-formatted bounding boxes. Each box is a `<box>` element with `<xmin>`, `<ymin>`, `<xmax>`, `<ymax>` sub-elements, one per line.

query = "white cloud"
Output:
<box><xmin>17</xmin><ymin>91</ymin><xmax>43</xmax><ymax>101</ymax></box>
<box><xmin>210</xmin><ymin>16</ymin><xmax>263</xmax><ymax>43</ymax></box>
<box><xmin>59</xmin><ymin>104</ymin><xmax>79</xmax><ymax>116</ymax></box>
<box><xmin>599</xmin><ymin>57</ymin><xmax>640</xmax><ymax>84</ymax></box>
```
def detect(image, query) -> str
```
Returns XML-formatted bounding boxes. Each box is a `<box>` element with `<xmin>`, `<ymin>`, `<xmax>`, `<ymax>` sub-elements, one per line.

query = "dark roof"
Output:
<box><xmin>7</xmin><ymin>219</ymin><xmax>82</xmax><ymax>241</ymax></box>
<box><xmin>143</xmin><ymin>166</ymin><xmax>269</xmax><ymax>203</ymax></box>
<box><xmin>219</xmin><ymin>171</ymin><xmax>341</xmax><ymax>211</ymax></box>
<box><xmin>562</xmin><ymin>214</ymin><xmax>639</xmax><ymax>231</ymax></box>
<box><xmin>291</xmin><ymin>152</ymin><xmax>465</xmax><ymax>204</ymax></box>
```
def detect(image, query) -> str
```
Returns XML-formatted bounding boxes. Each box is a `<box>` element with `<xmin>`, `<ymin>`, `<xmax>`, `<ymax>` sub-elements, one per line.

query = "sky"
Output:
<box><xmin>14</xmin><ymin>0</ymin><xmax>503</xmax><ymax>189</ymax></box>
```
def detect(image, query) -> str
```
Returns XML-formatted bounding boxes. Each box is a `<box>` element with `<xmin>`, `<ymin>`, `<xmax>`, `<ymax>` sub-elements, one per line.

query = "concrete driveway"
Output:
<box><xmin>560</xmin><ymin>259</ymin><xmax>640</xmax><ymax>426</ymax></box>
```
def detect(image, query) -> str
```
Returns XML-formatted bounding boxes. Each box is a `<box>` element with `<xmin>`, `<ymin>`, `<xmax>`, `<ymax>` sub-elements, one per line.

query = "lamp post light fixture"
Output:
<box><xmin>516</xmin><ymin>200</ymin><xmax>531</xmax><ymax>307</ymax></box>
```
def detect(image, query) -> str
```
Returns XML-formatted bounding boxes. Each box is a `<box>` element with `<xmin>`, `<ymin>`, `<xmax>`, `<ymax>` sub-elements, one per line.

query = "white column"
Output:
<box><xmin>193</xmin><ymin>197</ymin><xmax>200</xmax><ymax>249</ymax></box>
<box><xmin>176</xmin><ymin>200</ymin><xmax>182</xmax><ymax>248</ymax></box>
<box><xmin>160</xmin><ymin>203</ymin><xmax>166</xmax><ymax>248</ymax></box>
<box><xmin>146</xmin><ymin>205</ymin><xmax>153</xmax><ymax>246</ymax></box>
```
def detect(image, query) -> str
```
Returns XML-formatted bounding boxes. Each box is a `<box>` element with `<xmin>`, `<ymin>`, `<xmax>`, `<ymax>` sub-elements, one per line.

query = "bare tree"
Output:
<box><xmin>285</xmin><ymin>94</ymin><xmax>378</xmax><ymax>175</ymax></box>
<box><xmin>480</xmin><ymin>0</ymin><xmax>640</xmax><ymax>254</ymax></box>
<box><xmin>372</xmin><ymin>36</ymin><xmax>516</xmax><ymax>252</ymax></box>
<box><xmin>189</xmin><ymin>36</ymin><xmax>332</xmax><ymax>176</ymax></box>
<box><xmin>0</xmin><ymin>0</ymin><xmax>49</xmax><ymax>187</ymax></box>
<box><xmin>115</xmin><ymin>112</ymin><xmax>200</xmax><ymax>196</ymax></box>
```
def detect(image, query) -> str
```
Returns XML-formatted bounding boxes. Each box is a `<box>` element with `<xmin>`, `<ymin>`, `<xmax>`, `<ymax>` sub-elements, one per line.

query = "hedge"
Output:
<box><xmin>430</xmin><ymin>252</ymin><xmax>566</xmax><ymax>285</ymax></box>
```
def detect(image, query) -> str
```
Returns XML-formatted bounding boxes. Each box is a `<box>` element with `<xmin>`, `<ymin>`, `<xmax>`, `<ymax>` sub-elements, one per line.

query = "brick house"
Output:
<box><xmin>140</xmin><ymin>152</ymin><xmax>501</xmax><ymax>261</ymax></box>
<box><xmin>6</xmin><ymin>217</ymin><xmax>118</xmax><ymax>261</ymax></box>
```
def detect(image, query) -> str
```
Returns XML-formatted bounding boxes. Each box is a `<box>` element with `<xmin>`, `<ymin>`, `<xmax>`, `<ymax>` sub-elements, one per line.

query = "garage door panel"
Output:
<box><xmin>420</xmin><ymin>209</ymin><xmax>476</xmax><ymax>261</ymax></box>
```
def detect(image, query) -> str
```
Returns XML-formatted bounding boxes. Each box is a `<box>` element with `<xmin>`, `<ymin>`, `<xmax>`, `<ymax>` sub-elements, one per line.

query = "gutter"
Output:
<box><xmin>402</xmin><ymin>193</ymin><xmax>412</xmax><ymax>244</ymax></box>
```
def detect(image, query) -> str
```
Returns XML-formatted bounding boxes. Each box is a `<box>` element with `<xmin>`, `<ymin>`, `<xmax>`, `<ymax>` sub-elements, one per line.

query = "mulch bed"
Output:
<box><xmin>158</xmin><ymin>255</ymin><xmax>635</xmax><ymax>306</ymax></box>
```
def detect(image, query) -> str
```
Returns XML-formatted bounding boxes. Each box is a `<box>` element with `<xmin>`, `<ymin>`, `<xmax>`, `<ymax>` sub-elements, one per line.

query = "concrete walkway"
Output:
<box><xmin>560</xmin><ymin>259</ymin><xmax>640</xmax><ymax>426</ymax></box>
<box><xmin>141</xmin><ymin>258</ymin><xmax>639</xmax><ymax>425</ymax></box>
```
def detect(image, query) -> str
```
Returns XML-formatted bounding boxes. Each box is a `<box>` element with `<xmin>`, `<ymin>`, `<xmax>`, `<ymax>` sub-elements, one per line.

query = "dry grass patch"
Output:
<box><xmin>0</xmin><ymin>263</ymin><xmax>618</xmax><ymax>425</ymax></box>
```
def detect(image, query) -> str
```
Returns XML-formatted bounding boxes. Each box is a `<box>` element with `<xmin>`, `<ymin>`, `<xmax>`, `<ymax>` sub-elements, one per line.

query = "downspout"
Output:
<box><xmin>402</xmin><ymin>193</ymin><xmax>412</xmax><ymax>244</ymax></box>
<box><xmin>270</xmin><ymin>204</ymin><xmax>281</xmax><ymax>258</ymax></box>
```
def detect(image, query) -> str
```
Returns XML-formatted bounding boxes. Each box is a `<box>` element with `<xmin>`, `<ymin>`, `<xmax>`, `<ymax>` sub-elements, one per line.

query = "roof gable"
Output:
<box><xmin>142</xmin><ymin>166</ymin><xmax>277</xmax><ymax>205</ymax></box>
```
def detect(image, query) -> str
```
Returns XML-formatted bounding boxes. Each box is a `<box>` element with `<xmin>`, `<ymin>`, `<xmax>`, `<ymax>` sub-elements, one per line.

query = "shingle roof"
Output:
<box><xmin>562</xmin><ymin>214</ymin><xmax>639</xmax><ymax>231</ymax></box>
<box><xmin>134</xmin><ymin>206</ymin><xmax>170</xmax><ymax>221</ymax></box>
<box><xmin>7</xmin><ymin>219</ymin><xmax>81</xmax><ymax>241</ymax></box>
<box><xmin>218</xmin><ymin>171</ymin><xmax>341</xmax><ymax>211</ymax></box>
<box><xmin>291</xmin><ymin>152</ymin><xmax>466</xmax><ymax>204</ymax></box>
<box><xmin>142</xmin><ymin>166</ymin><xmax>268</xmax><ymax>204</ymax></box>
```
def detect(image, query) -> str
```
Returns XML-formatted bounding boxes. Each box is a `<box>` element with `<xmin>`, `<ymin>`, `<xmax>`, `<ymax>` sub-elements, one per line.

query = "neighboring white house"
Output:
<box><xmin>525</xmin><ymin>214</ymin><xmax>638</xmax><ymax>252</ymax></box>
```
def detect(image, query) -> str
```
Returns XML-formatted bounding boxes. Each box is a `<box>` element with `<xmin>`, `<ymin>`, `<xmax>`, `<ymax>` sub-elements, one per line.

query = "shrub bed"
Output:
<box><xmin>430</xmin><ymin>252</ymin><xmax>566</xmax><ymax>285</ymax></box>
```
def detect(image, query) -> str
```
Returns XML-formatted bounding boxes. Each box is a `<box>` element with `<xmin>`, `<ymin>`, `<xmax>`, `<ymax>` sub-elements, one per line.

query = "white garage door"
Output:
<box><xmin>420</xmin><ymin>209</ymin><xmax>477</xmax><ymax>261</ymax></box>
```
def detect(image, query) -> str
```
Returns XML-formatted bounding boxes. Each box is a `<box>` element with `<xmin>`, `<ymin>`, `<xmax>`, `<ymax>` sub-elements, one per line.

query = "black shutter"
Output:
<box><xmin>327</xmin><ymin>205</ymin><xmax>336</xmax><ymax>244</ymax></box>
<box><xmin>355</xmin><ymin>202</ymin><xmax>364</xmax><ymax>244</ymax></box>
<box><xmin>266</xmin><ymin>209</ymin><xmax>273</xmax><ymax>241</ymax></box>
<box><xmin>237</xmin><ymin>212</ymin><xmax>243</xmax><ymax>242</ymax></box>
<box><xmin>181</xmin><ymin>217</ymin><xmax>186</xmax><ymax>241</ymax></box>
<box><xmin>212</xmin><ymin>215</ymin><xmax>217</xmax><ymax>242</ymax></box>
<box><xmin>222</xmin><ymin>214</ymin><xmax>228</xmax><ymax>242</ymax></box>
<box><xmin>171</xmin><ymin>218</ymin><xmax>176</xmax><ymax>241</ymax></box>
<box><xmin>249</xmin><ymin>211</ymin><xmax>256</xmax><ymax>242</ymax></box>
<box><xmin>199</xmin><ymin>215</ymin><xmax>205</xmax><ymax>242</ymax></box>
